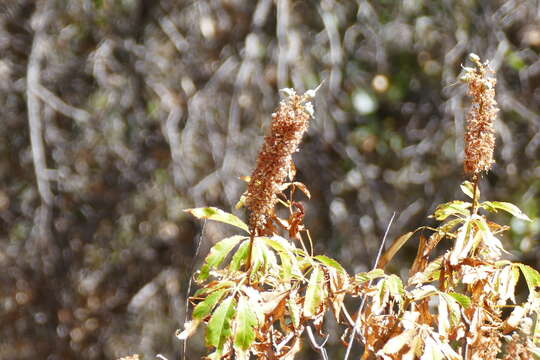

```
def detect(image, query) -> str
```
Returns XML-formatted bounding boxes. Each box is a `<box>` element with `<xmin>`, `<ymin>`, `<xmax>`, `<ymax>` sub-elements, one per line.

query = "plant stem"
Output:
<box><xmin>246</xmin><ymin>233</ymin><xmax>255</xmax><ymax>273</ymax></box>
<box><xmin>471</xmin><ymin>174</ymin><xmax>479</xmax><ymax>216</ymax></box>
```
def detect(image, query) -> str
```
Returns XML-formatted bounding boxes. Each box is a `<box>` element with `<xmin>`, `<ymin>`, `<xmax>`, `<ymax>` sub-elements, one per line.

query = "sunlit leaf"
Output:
<box><xmin>420</xmin><ymin>336</ymin><xmax>444</xmax><ymax>360</ymax></box>
<box><xmin>409</xmin><ymin>285</ymin><xmax>438</xmax><ymax>301</ymax></box>
<box><xmin>193</xmin><ymin>288</ymin><xmax>229</xmax><ymax>320</ymax></box>
<box><xmin>185</xmin><ymin>207</ymin><xmax>250</xmax><ymax>232</ymax></box>
<box><xmin>378</xmin><ymin>329</ymin><xmax>416</xmax><ymax>355</ymax></box>
<box><xmin>197</xmin><ymin>235</ymin><xmax>246</xmax><ymax>281</ymax></box>
<box><xmin>288</xmin><ymin>288</ymin><xmax>300</xmax><ymax>329</ymax></box>
<box><xmin>387</xmin><ymin>274</ymin><xmax>404</xmax><ymax>299</ymax></box>
<box><xmin>378</xmin><ymin>231</ymin><xmax>416</xmax><ymax>269</ymax></box>
<box><xmin>460</xmin><ymin>181</ymin><xmax>477</xmax><ymax>199</ymax></box>
<box><xmin>304</xmin><ymin>265</ymin><xmax>325</xmax><ymax>318</ymax></box>
<box><xmin>433</xmin><ymin>201</ymin><xmax>471</xmax><ymax>221</ymax></box>
<box><xmin>234</xmin><ymin>296</ymin><xmax>257</xmax><ymax>353</ymax></box>
<box><xmin>355</xmin><ymin>268</ymin><xmax>385</xmax><ymax>284</ymax></box>
<box><xmin>480</xmin><ymin>201</ymin><xmax>532</xmax><ymax>221</ymax></box>
<box><xmin>315</xmin><ymin>255</ymin><xmax>347</xmax><ymax>274</ymax></box>
<box><xmin>409</xmin><ymin>257</ymin><xmax>442</xmax><ymax>285</ymax></box>
<box><xmin>449</xmin><ymin>219</ymin><xmax>472</xmax><ymax>265</ymax></box>
<box><xmin>292</xmin><ymin>182</ymin><xmax>311</xmax><ymax>199</ymax></box>
<box><xmin>176</xmin><ymin>319</ymin><xmax>201</xmax><ymax>340</ymax></box>
<box><xmin>516</xmin><ymin>263</ymin><xmax>540</xmax><ymax>297</ymax></box>
<box><xmin>206</xmin><ymin>296</ymin><xmax>236</xmax><ymax>351</ymax></box>
<box><xmin>447</xmin><ymin>292</ymin><xmax>471</xmax><ymax>308</ymax></box>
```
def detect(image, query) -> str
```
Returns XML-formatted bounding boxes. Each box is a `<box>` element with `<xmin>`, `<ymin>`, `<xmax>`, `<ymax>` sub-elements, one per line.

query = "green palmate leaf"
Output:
<box><xmin>197</xmin><ymin>235</ymin><xmax>246</xmax><ymax>282</ymax></box>
<box><xmin>315</xmin><ymin>255</ymin><xmax>347</xmax><ymax>274</ymax></box>
<box><xmin>480</xmin><ymin>201</ymin><xmax>532</xmax><ymax>221</ymax></box>
<box><xmin>288</xmin><ymin>289</ymin><xmax>300</xmax><ymax>329</ymax></box>
<box><xmin>233</xmin><ymin>296</ymin><xmax>257</xmax><ymax>353</ymax></box>
<box><xmin>185</xmin><ymin>207</ymin><xmax>250</xmax><ymax>232</ymax></box>
<box><xmin>447</xmin><ymin>292</ymin><xmax>471</xmax><ymax>308</ymax></box>
<box><xmin>206</xmin><ymin>296</ymin><xmax>236</xmax><ymax>351</ymax></box>
<box><xmin>193</xmin><ymin>280</ymin><xmax>235</xmax><ymax>298</ymax></box>
<box><xmin>433</xmin><ymin>201</ymin><xmax>471</xmax><ymax>221</ymax></box>
<box><xmin>229</xmin><ymin>240</ymin><xmax>249</xmax><ymax>271</ymax></box>
<box><xmin>304</xmin><ymin>265</ymin><xmax>325</xmax><ymax>318</ymax></box>
<box><xmin>193</xmin><ymin>288</ymin><xmax>229</xmax><ymax>320</ymax></box>
<box><xmin>460</xmin><ymin>181</ymin><xmax>477</xmax><ymax>199</ymax></box>
<box><xmin>355</xmin><ymin>268</ymin><xmax>385</xmax><ymax>284</ymax></box>
<box><xmin>387</xmin><ymin>274</ymin><xmax>405</xmax><ymax>299</ymax></box>
<box><xmin>249</xmin><ymin>239</ymin><xmax>264</xmax><ymax>281</ymax></box>
<box><xmin>516</xmin><ymin>263</ymin><xmax>540</xmax><ymax>297</ymax></box>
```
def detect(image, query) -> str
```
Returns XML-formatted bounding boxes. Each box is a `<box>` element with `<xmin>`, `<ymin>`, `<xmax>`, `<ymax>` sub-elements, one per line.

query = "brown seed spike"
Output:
<box><xmin>462</xmin><ymin>54</ymin><xmax>498</xmax><ymax>177</ymax></box>
<box><xmin>245</xmin><ymin>88</ymin><xmax>317</xmax><ymax>236</ymax></box>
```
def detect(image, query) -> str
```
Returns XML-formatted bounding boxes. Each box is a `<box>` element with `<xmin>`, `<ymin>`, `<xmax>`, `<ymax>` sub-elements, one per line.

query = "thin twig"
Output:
<box><xmin>27</xmin><ymin>5</ymin><xmax>57</xmax><ymax>273</ymax></box>
<box><xmin>182</xmin><ymin>220</ymin><xmax>206</xmax><ymax>360</ymax></box>
<box><xmin>32</xmin><ymin>83</ymin><xmax>91</xmax><ymax>123</ymax></box>
<box><xmin>343</xmin><ymin>212</ymin><xmax>396</xmax><ymax>360</ymax></box>
<box><xmin>306</xmin><ymin>325</ymin><xmax>329</xmax><ymax>360</ymax></box>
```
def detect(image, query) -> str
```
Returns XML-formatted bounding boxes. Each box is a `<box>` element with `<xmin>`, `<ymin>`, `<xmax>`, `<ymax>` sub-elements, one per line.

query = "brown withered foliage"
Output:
<box><xmin>245</xmin><ymin>89</ymin><xmax>315</xmax><ymax>235</ymax></box>
<box><xmin>462</xmin><ymin>54</ymin><xmax>498</xmax><ymax>177</ymax></box>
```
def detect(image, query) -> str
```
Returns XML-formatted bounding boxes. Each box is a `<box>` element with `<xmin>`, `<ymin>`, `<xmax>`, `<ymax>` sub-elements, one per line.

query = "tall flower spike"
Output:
<box><xmin>245</xmin><ymin>87</ymin><xmax>318</xmax><ymax>235</ymax></box>
<box><xmin>462</xmin><ymin>54</ymin><xmax>498</xmax><ymax>177</ymax></box>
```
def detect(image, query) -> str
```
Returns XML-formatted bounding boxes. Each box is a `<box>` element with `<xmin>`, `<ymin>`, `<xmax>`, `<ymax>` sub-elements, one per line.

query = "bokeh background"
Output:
<box><xmin>1</xmin><ymin>0</ymin><xmax>540</xmax><ymax>359</ymax></box>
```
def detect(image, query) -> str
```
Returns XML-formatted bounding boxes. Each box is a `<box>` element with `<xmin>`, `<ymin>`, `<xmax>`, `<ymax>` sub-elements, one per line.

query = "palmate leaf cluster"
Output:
<box><xmin>180</xmin><ymin>178</ymin><xmax>540</xmax><ymax>359</ymax></box>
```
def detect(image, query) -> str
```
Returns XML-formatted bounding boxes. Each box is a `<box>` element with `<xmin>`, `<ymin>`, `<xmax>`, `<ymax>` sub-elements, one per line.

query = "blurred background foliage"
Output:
<box><xmin>1</xmin><ymin>0</ymin><xmax>539</xmax><ymax>359</ymax></box>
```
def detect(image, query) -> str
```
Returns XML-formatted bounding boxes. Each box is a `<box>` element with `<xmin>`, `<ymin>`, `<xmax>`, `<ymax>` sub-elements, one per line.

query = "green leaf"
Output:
<box><xmin>193</xmin><ymin>288</ymin><xmax>229</xmax><ymax>320</ymax></box>
<box><xmin>315</xmin><ymin>255</ymin><xmax>347</xmax><ymax>274</ymax></box>
<box><xmin>206</xmin><ymin>296</ymin><xmax>236</xmax><ymax>350</ymax></box>
<box><xmin>480</xmin><ymin>201</ymin><xmax>531</xmax><ymax>221</ymax></box>
<box><xmin>234</xmin><ymin>296</ymin><xmax>257</xmax><ymax>352</ymax></box>
<box><xmin>355</xmin><ymin>268</ymin><xmax>385</xmax><ymax>284</ymax></box>
<box><xmin>447</xmin><ymin>292</ymin><xmax>471</xmax><ymax>308</ymax></box>
<box><xmin>460</xmin><ymin>181</ymin><xmax>477</xmax><ymax>199</ymax></box>
<box><xmin>197</xmin><ymin>235</ymin><xmax>246</xmax><ymax>282</ymax></box>
<box><xmin>185</xmin><ymin>207</ymin><xmax>250</xmax><ymax>232</ymax></box>
<box><xmin>433</xmin><ymin>201</ymin><xmax>471</xmax><ymax>221</ymax></box>
<box><xmin>229</xmin><ymin>240</ymin><xmax>249</xmax><ymax>271</ymax></box>
<box><xmin>516</xmin><ymin>263</ymin><xmax>540</xmax><ymax>296</ymax></box>
<box><xmin>304</xmin><ymin>265</ymin><xmax>325</xmax><ymax>318</ymax></box>
<box><xmin>386</xmin><ymin>274</ymin><xmax>404</xmax><ymax>299</ymax></box>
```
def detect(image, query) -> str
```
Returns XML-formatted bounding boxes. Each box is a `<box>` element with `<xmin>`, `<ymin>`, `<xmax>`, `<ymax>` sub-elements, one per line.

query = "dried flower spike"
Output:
<box><xmin>462</xmin><ymin>53</ymin><xmax>498</xmax><ymax>177</ymax></box>
<box><xmin>245</xmin><ymin>88</ymin><xmax>317</xmax><ymax>235</ymax></box>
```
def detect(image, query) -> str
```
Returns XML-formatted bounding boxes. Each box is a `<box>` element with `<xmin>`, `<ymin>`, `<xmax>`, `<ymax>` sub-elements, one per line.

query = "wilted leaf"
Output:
<box><xmin>292</xmin><ymin>182</ymin><xmax>311</xmax><ymax>199</ymax></box>
<box><xmin>378</xmin><ymin>231</ymin><xmax>416</xmax><ymax>269</ymax></box>
<box><xmin>409</xmin><ymin>257</ymin><xmax>442</xmax><ymax>285</ymax></box>
<box><xmin>433</xmin><ymin>201</ymin><xmax>471</xmax><ymax>221</ymax></box>
<box><xmin>176</xmin><ymin>319</ymin><xmax>201</xmax><ymax>340</ymax></box>
<box><xmin>234</xmin><ymin>296</ymin><xmax>257</xmax><ymax>353</ymax></box>
<box><xmin>197</xmin><ymin>235</ymin><xmax>246</xmax><ymax>281</ymax></box>
<box><xmin>378</xmin><ymin>329</ymin><xmax>416</xmax><ymax>356</ymax></box>
<box><xmin>480</xmin><ymin>201</ymin><xmax>532</xmax><ymax>221</ymax></box>
<box><xmin>449</xmin><ymin>219</ymin><xmax>472</xmax><ymax>265</ymax></box>
<box><xmin>185</xmin><ymin>207</ymin><xmax>250</xmax><ymax>232</ymax></box>
<box><xmin>206</xmin><ymin>296</ymin><xmax>236</xmax><ymax>351</ymax></box>
<box><xmin>304</xmin><ymin>265</ymin><xmax>325</xmax><ymax>318</ymax></box>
